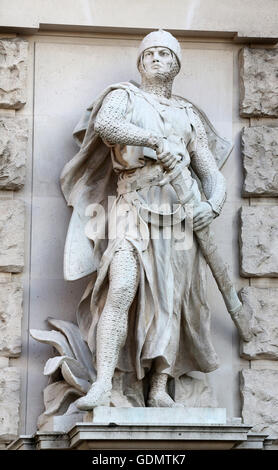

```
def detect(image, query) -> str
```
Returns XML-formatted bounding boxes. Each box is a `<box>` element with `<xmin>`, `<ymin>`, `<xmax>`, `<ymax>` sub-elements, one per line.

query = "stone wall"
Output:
<box><xmin>1</xmin><ymin>0</ymin><xmax>278</xmax><ymax>41</ymax></box>
<box><xmin>0</xmin><ymin>9</ymin><xmax>277</xmax><ymax>450</ymax></box>
<box><xmin>0</xmin><ymin>37</ymin><xmax>28</xmax><ymax>446</ymax></box>
<box><xmin>239</xmin><ymin>46</ymin><xmax>278</xmax><ymax>445</ymax></box>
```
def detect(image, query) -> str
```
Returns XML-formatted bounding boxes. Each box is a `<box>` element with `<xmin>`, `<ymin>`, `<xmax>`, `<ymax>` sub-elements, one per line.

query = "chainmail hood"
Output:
<box><xmin>137</xmin><ymin>29</ymin><xmax>182</xmax><ymax>69</ymax></box>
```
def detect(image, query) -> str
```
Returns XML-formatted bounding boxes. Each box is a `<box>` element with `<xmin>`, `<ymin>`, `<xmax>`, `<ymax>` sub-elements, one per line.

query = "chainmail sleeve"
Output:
<box><xmin>189</xmin><ymin>110</ymin><xmax>227</xmax><ymax>216</ymax></box>
<box><xmin>94</xmin><ymin>88</ymin><xmax>159</xmax><ymax>148</ymax></box>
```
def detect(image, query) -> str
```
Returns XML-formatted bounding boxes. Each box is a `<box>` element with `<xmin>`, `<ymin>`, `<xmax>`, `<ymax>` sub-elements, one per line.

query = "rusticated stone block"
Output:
<box><xmin>0</xmin><ymin>358</ymin><xmax>9</xmax><ymax>368</ymax></box>
<box><xmin>0</xmin><ymin>38</ymin><xmax>28</xmax><ymax>109</ymax></box>
<box><xmin>242</xmin><ymin>126</ymin><xmax>278</xmax><ymax>196</ymax></box>
<box><xmin>0</xmin><ymin>367</ymin><xmax>20</xmax><ymax>441</ymax></box>
<box><xmin>0</xmin><ymin>199</ymin><xmax>24</xmax><ymax>273</ymax></box>
<box><xmin>241</xmin><ymin>369</ymin><xmax>278</xmax><ymax>438</ymax></box>
<box><xmin>240</xmin><ymin>206</ymin><xmax>278</xmax><ymax>277</ymax></box>
<box><xmin>0</xmin><ymin>282</ymin><xmax>23</xmax><ymax>357</ymax></box>
<box><xmin>239</xmin><ymin>48</ymin><xmax>278</xmax><ymax>117</ymax></box>
<box><xmin>0</xmin><ymin>118</ymin><xmax>28</xmax><ymax>190</ymax></box>
<box><xmin>240</xmin><ymin>287</ymin><xmax>278</xmax><ymax>359</ymax></box>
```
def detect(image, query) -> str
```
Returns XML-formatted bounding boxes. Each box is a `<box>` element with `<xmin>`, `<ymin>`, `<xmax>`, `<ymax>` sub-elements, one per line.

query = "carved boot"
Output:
<box><xmin>76</xmin><ymin>380</ymin><xmax>112</xmax><ymax>411</ymax></box>
<box><xmin>147</xmin><ymin>372</ymin><xmax>183</xmax><ymax>407</ymax></box>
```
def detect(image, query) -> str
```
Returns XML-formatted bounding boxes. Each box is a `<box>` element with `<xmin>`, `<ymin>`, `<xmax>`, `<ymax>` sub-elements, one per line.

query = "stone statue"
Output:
<box><xmin>59</xmin><ymin>30</ymin><xmax>253</xmax><ymax>411</ymax></box>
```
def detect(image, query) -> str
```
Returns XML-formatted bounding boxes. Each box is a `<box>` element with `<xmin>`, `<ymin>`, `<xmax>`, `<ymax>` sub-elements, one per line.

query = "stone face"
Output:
<box><xmin>239</xmin><ymin>48</ymin><xmax>278</xmax><ymax>117</ymax></box>
<box><xmin>242</xmin><ymin>126</ymin><xmax>278</xmax><ymax>196</ymax></box>
<box><xmin>0</xmin><ymin>367</ymin><xmax>20</xmax><ymax>441</ymax></box>
<box><xmin>0</xmin><ymin>118</ymin><xmax>28</xmax><ymax>190</ymax></box>
<box><xmin>0</xmin><ymin>282</ymin><xmax>23</xmax><ymax>357</ymax></box>
<box><xmin>241</xmin><ymin>369</ymin><xmax>278</xmax><ymax>438</ymax></box>
<box><xmin>0</xmin><ymin>199</ymin><xmax>25</xmax><ymax>272</ymax></box>
<box><xmin>240</xmin><ymin>287</ymin><xmax>278</xmax><ymax>359</ymax></box>
<box><xmin>240</xmin><ymin>206</ymin><xmax>278</xmax><ymax>277</ymax></box>
<box><xmin>0</xmin><ymin>38</ymin><xmax>28</xmax><ymax>109</ymax></box>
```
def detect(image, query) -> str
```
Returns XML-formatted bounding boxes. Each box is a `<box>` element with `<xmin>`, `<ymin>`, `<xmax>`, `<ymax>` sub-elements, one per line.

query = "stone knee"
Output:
<box><xmin>107</xmin><ymin>242</ymin><xmax>139</xmax><ymax>314</ymax></box>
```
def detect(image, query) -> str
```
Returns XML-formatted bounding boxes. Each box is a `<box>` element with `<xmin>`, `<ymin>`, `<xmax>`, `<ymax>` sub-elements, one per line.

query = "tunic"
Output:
<box><xmin>75</xmin><ymin>85</ymin><xmax>221</xmax><ymax>380</ymax></box>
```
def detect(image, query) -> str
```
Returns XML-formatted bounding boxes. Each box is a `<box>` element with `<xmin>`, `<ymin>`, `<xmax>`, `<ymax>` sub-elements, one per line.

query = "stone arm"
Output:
<box><xmin>189</xmin><ymin>111</ymin><xmax>227</xmax><ymax>216</ymax></box>
<box><xmin>94</xmin><ymin>89</ymin><xmax>158</xmax><ymax>149</ymax></box>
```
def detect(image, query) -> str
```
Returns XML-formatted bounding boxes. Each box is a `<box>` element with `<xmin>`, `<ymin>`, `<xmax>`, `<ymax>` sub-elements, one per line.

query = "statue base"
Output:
<box><xmin>11</xmin><ymin>406</ymin><xmax>270</xmax><ymax>450</ymax></box>
<box><xmin>37</xmin><ymin>406</ymin><xmax>227</xmax><ymax>433</ymax></box>
<box><xmin>84</xmin><ymin>406</ymin><xmax>227</xmax><ymax>426</ymax></box>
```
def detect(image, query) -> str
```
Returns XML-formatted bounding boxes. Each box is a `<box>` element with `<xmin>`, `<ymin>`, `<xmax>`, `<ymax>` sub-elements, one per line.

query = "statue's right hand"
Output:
<box><xmin>151</xmin><ymin>136</ymin><xmax>179</xmax><ymax>171</ymax></box>
<box><xmin>157</xmin><ymin>151</ymin><xmax>180</xmax><ymax>171</ymax></box>
<box><xmin>155</xmin><ymin>137</ymin><xmax>165</xmax><ymax>155</ymax></box>
<box><xmin>149</xmin><ymin>136</ymin><xmax>180</xmax><ymax>170</ymax></box>
<box><xmin>148</xmin><ymin>135</ymin><xmax>165</xmax><ymax>154</ymax></box>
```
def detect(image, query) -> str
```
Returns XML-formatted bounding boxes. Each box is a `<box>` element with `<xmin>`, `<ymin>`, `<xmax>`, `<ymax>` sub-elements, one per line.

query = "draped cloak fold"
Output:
<box><xmin>60</xmin><ymin>81</ymin><xmax>233</xmax><ymax>381</ymax></box>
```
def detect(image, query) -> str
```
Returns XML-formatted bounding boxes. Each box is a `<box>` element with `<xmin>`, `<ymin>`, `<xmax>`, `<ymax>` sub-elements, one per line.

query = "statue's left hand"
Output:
<box><xmin>193</xmin><ymin>202</ymin><xmax>214</xmax><ymax>231</ymax></box>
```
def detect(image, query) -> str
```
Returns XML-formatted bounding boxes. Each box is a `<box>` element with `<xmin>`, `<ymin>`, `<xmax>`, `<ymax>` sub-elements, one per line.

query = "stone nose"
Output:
<box><xmin>152</xmin><ymin>53</ymin><xmax>160</xmax><ymax>62</ymax></box>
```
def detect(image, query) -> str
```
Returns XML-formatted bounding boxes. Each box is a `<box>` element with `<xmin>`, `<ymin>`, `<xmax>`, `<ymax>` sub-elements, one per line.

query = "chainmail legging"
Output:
<box><xmin>95</xmin><ymin>241</ymin><xmax>140</xmax><ymax>385</ymax></box>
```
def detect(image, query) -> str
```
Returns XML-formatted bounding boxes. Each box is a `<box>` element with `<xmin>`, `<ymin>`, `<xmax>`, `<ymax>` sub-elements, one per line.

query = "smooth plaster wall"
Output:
<box><xmin>1</xmin><ymin>0</ymin><xmax>278</xmax><ymax>40</ymax></box>
<box><xmin>12</xmin><ymin>34</ymin><xmax>250</xmax><ymax>434</ymax></box>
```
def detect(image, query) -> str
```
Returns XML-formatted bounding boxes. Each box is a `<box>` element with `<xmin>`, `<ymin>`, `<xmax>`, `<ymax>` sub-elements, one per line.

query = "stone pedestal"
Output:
<box><xmin>84</xmin><ymin>406</ymin><xmax>227</xmax><ymax>426</ymax></box>
<box><xmin>9</xmin><ymin>407</ymin><xmax>264</xmax><ymax>450</ymax></box>
<box><xmin>38</xmin><ymin>406</ymin><xmax>227</xmax><ymax>433</ymax></box>
<box><xmin>8</xmin><ymin>422</ymin><xmax>257</xmax><ymax>451</ymax></box>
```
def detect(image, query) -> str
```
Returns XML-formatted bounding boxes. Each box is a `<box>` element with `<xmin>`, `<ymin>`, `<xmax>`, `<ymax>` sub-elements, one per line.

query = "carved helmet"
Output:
<box><xmin>137</xmin><ymin>29</ymin><xmax>182</xmax><ymax>69</ymax></box>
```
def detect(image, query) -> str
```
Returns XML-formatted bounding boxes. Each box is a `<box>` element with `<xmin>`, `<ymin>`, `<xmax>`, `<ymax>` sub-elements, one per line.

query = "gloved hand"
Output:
<box><xmin>154</xmin><ymin>137</ymin><xmax>180</xmax><ymax>171</ymax></box>
<box><xmin>193</xmin><ymin>201</ymin><xmax>214</xmax><ymax>231</ymax></box>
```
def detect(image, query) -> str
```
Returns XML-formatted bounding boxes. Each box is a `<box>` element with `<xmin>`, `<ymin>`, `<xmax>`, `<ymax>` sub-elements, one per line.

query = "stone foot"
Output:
<box><xmin>147</xmin><ymin>391</ymin><xmax>183</xmax><ymax>408</ymax></box>
<box><xmin>76</xmin><ymin>381</ymin><xmax>111</xmax><ymax>411</ymax></box>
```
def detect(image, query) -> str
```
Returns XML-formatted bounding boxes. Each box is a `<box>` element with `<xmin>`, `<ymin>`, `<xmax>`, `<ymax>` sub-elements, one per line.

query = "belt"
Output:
<box><xmin>117</xmin><ymin>163</ymin><xmax>194</xmax><ymax>226</ymax></box>
<box><xmin>117</xmin><ymin>172</ymin><xmax>163</xmax><ymax>195</ymax></box>
<box><xmin>117</xmin><ymin>160</ymin><xmax>193</xmax><ymax>195</ymax></box>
